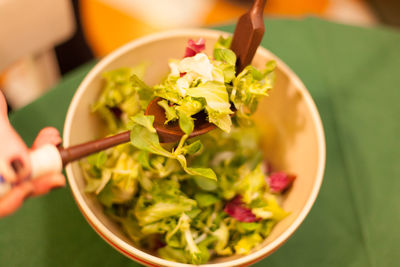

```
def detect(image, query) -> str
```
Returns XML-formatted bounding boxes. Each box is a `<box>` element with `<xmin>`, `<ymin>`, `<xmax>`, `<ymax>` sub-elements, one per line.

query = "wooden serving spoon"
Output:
<box><xmin>55</xmin><ymin>0</ymin><xmax>267</xmax><ymax>167</ymax></box>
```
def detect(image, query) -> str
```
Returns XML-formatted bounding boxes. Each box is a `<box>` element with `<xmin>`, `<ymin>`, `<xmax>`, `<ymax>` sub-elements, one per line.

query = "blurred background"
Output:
<box><xmin>1</xmin><ymin>0</ymin><xmax>399</xmax><ymax>110</ymax></box>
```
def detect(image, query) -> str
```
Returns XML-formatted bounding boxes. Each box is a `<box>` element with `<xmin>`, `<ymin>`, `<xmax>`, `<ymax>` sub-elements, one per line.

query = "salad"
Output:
<box><xmin>81</xmin><ymin>37</ymin><xmax>295</xmax><ymax>264</ymax></box>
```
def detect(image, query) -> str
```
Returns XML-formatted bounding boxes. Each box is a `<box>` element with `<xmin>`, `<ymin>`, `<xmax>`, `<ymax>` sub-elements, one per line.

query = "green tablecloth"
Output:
<box><xmin>1</xmin><ymin>18</ymin><xmax>399</xmax><ymax>267</ymax></box>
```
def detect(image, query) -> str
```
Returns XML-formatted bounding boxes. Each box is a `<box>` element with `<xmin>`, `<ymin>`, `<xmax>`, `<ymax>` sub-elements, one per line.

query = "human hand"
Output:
<box><xmin>0</xmin><ymin>93</ymin><xmax>65</xmax><ymax>217</ymax></box>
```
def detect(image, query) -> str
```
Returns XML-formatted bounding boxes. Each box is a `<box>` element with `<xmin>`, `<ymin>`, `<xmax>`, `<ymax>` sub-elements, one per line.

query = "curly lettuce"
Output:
<box><xmin>153</xmin><ymin>36</ymin><xmax>275</xmax><ymax>134</ymax></box>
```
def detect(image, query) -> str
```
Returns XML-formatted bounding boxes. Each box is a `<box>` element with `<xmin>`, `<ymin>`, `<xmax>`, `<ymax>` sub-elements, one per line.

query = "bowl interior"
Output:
<box><xmin>64</xmin><ymin>29</ymin><xmax>324</xmax><ymax>267</ymax></box>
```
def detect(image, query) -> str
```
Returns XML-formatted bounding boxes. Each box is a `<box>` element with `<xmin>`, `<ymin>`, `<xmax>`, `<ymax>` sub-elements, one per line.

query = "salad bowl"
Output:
<box><xmin>63</xmin><ymin>28</ymin><xmax>325</xmax><ymax>267</ymax></box>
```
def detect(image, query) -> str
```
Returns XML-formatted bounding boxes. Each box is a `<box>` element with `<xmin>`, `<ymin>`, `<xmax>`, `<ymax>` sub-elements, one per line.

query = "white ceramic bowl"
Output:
<box><xmin>63</xmin><ymin>29</ymin><xmax>325</xmax><ymax>267</ymax></box>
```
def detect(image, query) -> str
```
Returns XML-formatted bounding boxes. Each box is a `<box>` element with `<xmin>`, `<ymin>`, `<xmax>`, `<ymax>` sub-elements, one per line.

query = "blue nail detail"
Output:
<box><xmin>0</xmin><ymin>175</ymin><xmax>4</xmax><ymax>183</ymax></box>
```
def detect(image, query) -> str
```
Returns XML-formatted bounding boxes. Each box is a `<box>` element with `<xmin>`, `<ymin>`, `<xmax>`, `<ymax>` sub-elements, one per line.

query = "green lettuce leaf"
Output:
<box><xmin>97</xmin><ymin>179</ymin><xmax>134</xmax><ymax>207</ymax></box>
<box><xmin>178</xmin><ymin>53</ymin><xmax>215</xmax><ymax>82</ymax></box>
<box><xmin>134</xmin><ymin>181</ymin><xmax>196</xmax><ymax>226</ymax></box>
<box><xmin>195</xmin><ymin>193</ymin><xmax>219</xmax><ymax>207</ymax></box>
<box><xmin>231</xmin><ymin>61</ymin><xmax>276</xmax><ymax>121</ymax></box>
<box><xmin>213</xmin><ymin>48</ymin><xmax>236</xmax><ymax>66</ymax></box>
<box><xmin>129</xmin><ymin>114</ymin><xmax>217</xmax><ymax>180</ymax></box>
<box><xmin>206</xmin><ymin>107</ymin><xmax>232</xmax><ymax>133</ymax></box>
<box><xmin>186</xmin><ymin>81</ymin><xmax>231</xmax><ymax>113</ymax></box>
<box><xmin>212</xmin><ymin>222</ymin><xmax>232</xmax><ymax>256</ymax></box>
<box><xmin>234</xmin><ymin>233</ymin><xmax>262</xmax><ymax>255</ymax></box>
<box><xmin>251</xmin><ymin>194</ymin><xmax>289</xmax><ymax>221</ymax></box>
<box><xmin>120</xmin><ymin>215</ymin><xmax>145</xmax><ymax>242</ymax></box>
<box><xmin>180</xmin><ymin>213</ymin><xmax>209</xmax><ymax>264</ymax></box>
<box><xmin>158</xmin><ymin>246</ymin><xmax>189</xmax><ymax>263</ymax></box>
<box><xmin>157</xmin><ymin>99</ymin><xmax>178</xmax><ymax>124</ymax></box>
<box><xmin>129</xmin><ymin>111</ymin><xmax>156</xmax><ymax>133</ymax></box>
<box><xmin>129</xmin><ymin>113</ymin><xmax>173</xmax><ymax>158</ymax></box>
<box><xmin>237</xmin><ymin>163</ymin><xmax>267</xmax><ymax>204</ymax></box>
<box><xmin>214</xmin><ymin>36</ymin><xmax>232</xmax><ymax>50</ymax></box>
<box><xmin>181</xmin><ymin>140</ymin><xmax>202</xmax><ymax>155</ymax></box>
<box><xmin>178</xmin><ymin>110</ymin><xmax>194</xmax><ymax>135</ymax></box>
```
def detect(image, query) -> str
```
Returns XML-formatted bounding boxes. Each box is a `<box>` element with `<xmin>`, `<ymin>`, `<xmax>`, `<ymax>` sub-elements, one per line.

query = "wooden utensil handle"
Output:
<box><xmin>59</xmin><ymin>130</ymin><xmax>130</xmax><ymax>166</ymax></box>
<box><xmin>251</xmin><ymin>0</ymin><xmax>266</xmax><ymax>15</ymax></box>
<box><xmin>231</xmin><ymin>0</ymin><xmax>266</xmax><ymax>73</ymax></box>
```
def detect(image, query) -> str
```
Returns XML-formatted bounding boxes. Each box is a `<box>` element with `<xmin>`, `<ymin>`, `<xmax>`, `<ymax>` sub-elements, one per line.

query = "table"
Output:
<box><xmin>1</xmin><ymin>18</ymin><xmax>399</xmax><ymax>267</ymax></box>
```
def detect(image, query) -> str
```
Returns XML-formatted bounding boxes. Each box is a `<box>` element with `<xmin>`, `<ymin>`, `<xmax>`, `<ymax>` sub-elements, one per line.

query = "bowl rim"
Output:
<box><xmin>63</xmin><ymin>28</ymin><xmax>326</xmax><ymax>267</ymax></box>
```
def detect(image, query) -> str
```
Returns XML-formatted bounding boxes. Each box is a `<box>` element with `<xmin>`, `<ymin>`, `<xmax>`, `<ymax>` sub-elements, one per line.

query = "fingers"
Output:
<box><xmin>31</xmin><ymin>173</ymin><xmax>65</xmax><ymax>196</ymax></box>
<box><xmin>0</xmin><ymin>182</ymin><xmax>34</xmax><ymax>217</ymax></box>
<box><xmin>0</xmin><ymin>126</ymin><xmax>31</xmax><ymax>183</ymax></box>
<box><xmin>0</xmin><ymin>126</ymin><xmax>64</xmax><ymax>217</ymax></box>
<box><xmin>0</xmin><ymin>156</ymin><xmax>31</xmax><ymax>184</ymax></box>
<box><xmin>0</xmin><ymin>173</ymin><xmax>65</xmax><ymax>217</ymax></box>
<box><xmin>0</xmin><ymin>160</ymin><xmax>17</xmax><ymax>183</ymax></box>
<box><xmin>32</xmin><ymin>127</ymin><xmax>62</xmax><ymax>149</ymax></box>
<box><xmin>0</xmin><ymin>92</ymin><xmax>32</xmax><ymax>182</ymax></box>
